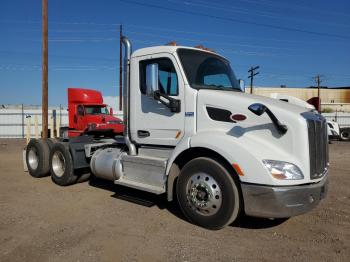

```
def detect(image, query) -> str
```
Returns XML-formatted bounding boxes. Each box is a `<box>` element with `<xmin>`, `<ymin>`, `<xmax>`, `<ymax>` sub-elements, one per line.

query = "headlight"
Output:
<box><xmin>263</xmin><ymin>160</ymin><xmax>304</xmax><ymax>180</ymax></box>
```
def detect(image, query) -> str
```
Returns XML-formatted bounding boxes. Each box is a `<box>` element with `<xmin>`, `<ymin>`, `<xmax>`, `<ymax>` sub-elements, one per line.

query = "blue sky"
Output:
<box><xmin>0</xmin><ymin>0</ymin><xmax>349</xmax><ymax>106</ymax></box>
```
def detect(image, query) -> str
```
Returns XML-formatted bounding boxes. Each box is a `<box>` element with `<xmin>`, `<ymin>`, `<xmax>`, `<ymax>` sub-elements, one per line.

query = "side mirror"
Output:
<box><xmin>238</xmin><ymin>79</ymin><xmax>245</xmax><ymax>92</ymax></box>
<box><xmin>248</xmin><ymin>103</ymin><xmax>266</xmax><ymax>116</ymax></box>
<box><xmin>145</xmin><ymin>63</ymin><xmax>159</xmax><ymax>96</ymax></box>
<box><xmin>154</xmin><ymin>91</ymin><xmax>181</xmax><ymax>113</ymax></box>
<box><xmin>109</xmin><ymin>107</ymin><xmax>113</xmax><ymax>116</ymax></box>
<box><xmin>248</xmin><ymin>103</ymin><xmax>288</xmax><ymax>134</ymax></box>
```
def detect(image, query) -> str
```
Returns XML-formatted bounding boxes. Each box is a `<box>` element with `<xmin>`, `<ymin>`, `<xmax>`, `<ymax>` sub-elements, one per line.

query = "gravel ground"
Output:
<box><xmin>0</xmin><ymin>139</ymin><xmax>349</xmax><ymax>262</ymax></box>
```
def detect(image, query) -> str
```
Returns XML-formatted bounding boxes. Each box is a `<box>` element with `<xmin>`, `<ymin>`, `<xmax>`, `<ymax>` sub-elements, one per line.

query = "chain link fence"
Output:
<box><xmin>322</xmin><ymin>112</ymin><xmax>350</xmax><ymax>128</ymax></box>
<box><xmin>0</xmin><ymin>105</ymin><xmax>68</xmax><ymax>138</ymax></box>
<box><xmin>0</xmin><ymin>104</ymin><xmax>123</xmax><ymax>138</ymax></box>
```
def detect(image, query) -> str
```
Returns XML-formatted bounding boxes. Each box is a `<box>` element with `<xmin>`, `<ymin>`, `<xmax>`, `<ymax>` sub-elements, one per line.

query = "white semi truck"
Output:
<box><xmin>25</xmin><ymin>37</ymin><xmax>328</xmax><ymax>229</ymax></box>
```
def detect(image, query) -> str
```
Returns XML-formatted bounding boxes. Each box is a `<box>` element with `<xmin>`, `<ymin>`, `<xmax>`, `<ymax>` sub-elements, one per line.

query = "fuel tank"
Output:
<box><xmin>90</xmin><ymin>148</ymin><xmax>126</xmax><ymax>181</ymax></box>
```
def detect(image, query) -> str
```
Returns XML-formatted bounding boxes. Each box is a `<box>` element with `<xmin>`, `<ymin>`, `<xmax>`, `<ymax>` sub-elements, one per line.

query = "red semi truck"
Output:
<box><xmin>61</xmin><ymin>88</ymin><xmax>124</xmax><ymax>137</ymax></box>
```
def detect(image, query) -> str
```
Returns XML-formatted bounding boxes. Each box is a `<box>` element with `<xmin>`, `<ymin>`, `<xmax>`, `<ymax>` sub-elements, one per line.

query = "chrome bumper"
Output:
<box><xmin>241</xmin><ymin>175</ymin><xmax>328</xmax><ymax>218</ymax></box>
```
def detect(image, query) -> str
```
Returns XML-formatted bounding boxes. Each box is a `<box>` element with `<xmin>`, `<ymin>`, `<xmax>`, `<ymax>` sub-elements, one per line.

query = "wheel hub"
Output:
<box><xmin>28</xmin><ymin>147</ymin><xmax>39</xmax><ymax>170</ymax></box>
<box><xmin>52</xmin><ymin>151</ymin><xmax>65</xmax><ymax>177</ymax></box>
<box><xmin>186</xmin><ymin>173</ymin><xmax>222</xmax><ymax>216</ymax></box>
<box><xmin>196</xmin><ymin>187</ymin><xmax>208</xmax><ymax>201</ymax></box>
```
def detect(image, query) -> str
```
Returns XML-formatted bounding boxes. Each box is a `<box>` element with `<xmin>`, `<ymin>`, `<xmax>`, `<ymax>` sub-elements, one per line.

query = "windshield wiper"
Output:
<box><xmin>193</xmin><ymin>84</ymin><xmax>240</xmax><ymax>92</ymax></box>
<box><xmin>193</xmin><ymin>84</ymin><xmax>224</xmax><ymax>90</ymax></box>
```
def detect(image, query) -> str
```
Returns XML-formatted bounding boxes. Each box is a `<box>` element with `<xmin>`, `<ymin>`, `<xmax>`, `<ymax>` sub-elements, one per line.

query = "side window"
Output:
<box><xmin>77</xmin><ymin>105</ymin><xmax>84</xmax><ymax>116</ymax></box>
<box><xmin>140</xmin><ymin>58</ymin><xmax>178</xmax><ymax>96</ymax></box>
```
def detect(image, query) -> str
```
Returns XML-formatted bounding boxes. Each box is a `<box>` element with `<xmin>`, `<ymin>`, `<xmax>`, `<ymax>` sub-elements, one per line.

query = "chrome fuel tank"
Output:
<box><xmin>90</xmin><ymin>148</ymin><xmax>126</xmax><ymax>181</ymax></box>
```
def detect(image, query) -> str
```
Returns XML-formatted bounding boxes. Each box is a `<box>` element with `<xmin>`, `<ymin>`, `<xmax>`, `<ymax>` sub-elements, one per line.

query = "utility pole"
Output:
<box><xmin>42</xmin><ymin>0</ymin><xmax>48</xmax><ymax>139</ymax></box>
<box><xmin>248</xmin><ymin>66</ymin><xmax>259</xmax><ymax>94</ymax></box>
<box><xmin>312</xmin><ymin>74</ymin><xmax>323</xmax><ymax>112</ymax></box>
<box><xmin>119</xmin><ymin>24</ymin><xmax>123</xmax><ymax>111</ymax></box>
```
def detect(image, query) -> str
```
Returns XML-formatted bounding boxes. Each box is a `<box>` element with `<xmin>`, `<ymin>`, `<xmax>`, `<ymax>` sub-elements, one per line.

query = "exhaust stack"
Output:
<box><xmin>121</xmin><ymin>36</ymin><xmax>136</xmax><ymax>155</ymax></box>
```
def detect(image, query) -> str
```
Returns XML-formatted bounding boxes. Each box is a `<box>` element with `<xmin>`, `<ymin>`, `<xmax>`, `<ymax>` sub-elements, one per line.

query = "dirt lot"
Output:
<box><xmin>0</xmin><ymin>139</ymin><xmax>349</xmax><ymax>262</ymax></box>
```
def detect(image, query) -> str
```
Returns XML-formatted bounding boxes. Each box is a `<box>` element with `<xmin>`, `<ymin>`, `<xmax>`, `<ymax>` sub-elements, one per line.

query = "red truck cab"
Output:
<box><xmin>67</xmin><ymin>88</ymin><xmax>124</xmax><ymax>137</ymax></box>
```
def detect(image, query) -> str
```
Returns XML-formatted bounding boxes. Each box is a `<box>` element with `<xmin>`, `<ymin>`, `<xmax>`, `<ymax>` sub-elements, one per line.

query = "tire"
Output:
<box><xmin>47</xmin><ymin>138</ymin><xmax>58</xmax><ymax>149</ymax></box>
<box><xmin>49</xmin><ymin>143</ymin><xmax>78</xmax><ymax>186</ymax></box>
<box><xmin>26</xmin><ymin>139</ymin><xmax>50</xmax><ymax>178</ymax></box>
<box><xmin>176</xmin><ymin>157</ymin><xmax>241</xmax><ymax>230</ymax></box>
<box><xmin>76</xmin><ymin>170</ymin><xmax>91</xmax><ymax>183</ymax></box>
<box><xmin>340</xmin><ymin>128</ymin><xmax>350</xmax><ymax>141</ymax></box>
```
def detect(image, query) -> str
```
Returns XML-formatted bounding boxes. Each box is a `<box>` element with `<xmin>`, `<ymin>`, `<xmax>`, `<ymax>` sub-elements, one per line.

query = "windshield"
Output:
<box><xmin>177</xmin><ymin>48</ymin><xmax>241</xmax><ymax>91</ymax></box>
<box><xmin>85</xmin><ymin>105</ymin><xmax>109</xmax><ymax>115</ymax></box>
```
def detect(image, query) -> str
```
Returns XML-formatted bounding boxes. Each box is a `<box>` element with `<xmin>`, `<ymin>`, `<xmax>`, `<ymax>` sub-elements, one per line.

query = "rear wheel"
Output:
<box><xmin>26</xmin><ymin>139</ymin><xmax>50</xmax><ymax>178</ymax></box>
<box><xmin>176</xmin><ymin>157</ymin><xmax>241</xmax><ymax>230</ymax></box>
<box><xmin>340</xmin><ymin>128</ymin><xmax>350</xmax><ymax>141</ymax></box>
<box><xmin>49</xmin><ymin>143</ymin><xmax>78</xmax><ymax>186</ymax></box>
<box><xmin>47</xmin><ymin>138</ymin><xmax>58</xmax><ymax>149</ymax></box>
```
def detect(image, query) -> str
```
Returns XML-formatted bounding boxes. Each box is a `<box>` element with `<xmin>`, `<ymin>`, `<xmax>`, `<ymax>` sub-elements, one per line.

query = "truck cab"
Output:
<box><xmin>67</xmin><ymin>88</ymin><xmax>124</xmax><ymax>137</ymax></box>
<box><xmin>26</xmin><ymin>37</ymin><xmax>328</xmax><ymax>230</ymax></box>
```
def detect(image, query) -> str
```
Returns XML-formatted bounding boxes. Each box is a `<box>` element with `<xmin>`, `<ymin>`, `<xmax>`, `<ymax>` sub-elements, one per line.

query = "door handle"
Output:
<box><xmin>137</xmin><ymin>130</ymin><xmax>150</xmax><ymax>138</ymax></box>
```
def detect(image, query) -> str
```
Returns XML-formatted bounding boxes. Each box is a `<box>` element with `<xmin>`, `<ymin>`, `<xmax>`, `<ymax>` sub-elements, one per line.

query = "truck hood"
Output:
<box><xmin>200</xmin><ymin>90</ymin><xmax>309</xmax><ymax>114</ymax></box>
<box><xmin>196</xmin><ymin>89</ymin><xmax>312</xmax><ymax>180</ymax></box>
<box><xmin>83</xmin><ymin>114</ymin><xmax>124</xmax><ymax>134</ymax></box>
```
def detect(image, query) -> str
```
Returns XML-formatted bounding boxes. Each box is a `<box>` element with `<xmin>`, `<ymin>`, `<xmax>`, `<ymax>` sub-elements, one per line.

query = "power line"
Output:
<box><xmin>0</xmin><ymin>50</ymin><xmax>118</xmax><ymax>62</ymax></box>
<box><xmin>119</xmin><ymin>0</ymin><xmax>350</xmax><ymax>40</ymax></box>
<box><xmin>22</xmin><ymin>34</ymin><xmax>284</xmax><ymax>57</ymax></box>
<box><xmin>125</xmin><ymin>30</ymin><xmax>295</xmax><ymax>51</ymax></box>
<box><xmin>236</xmin><ymin>0</ymin><xmax>350</xmax><ymax>18</ymax></box>
<box><xmin>166</xmin><ymin>0</ymin><xmax>350</xmax><ymax>28</ymax></box>
<box><xmin>2</xmin><ymin>19</ymin><xmax>349</xmax><ymax>44</ymax></box>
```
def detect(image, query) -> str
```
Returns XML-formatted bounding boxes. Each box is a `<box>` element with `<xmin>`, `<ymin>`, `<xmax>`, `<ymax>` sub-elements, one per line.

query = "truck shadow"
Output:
<box><xmin>88</xmin><ymin>177</ymin><xmax>188</xmax><ymax>222</ymax></box>
<box><xmin>88</xmin><ymin>177</ymin><xmax>288</xmax><ymax>230</ymax></box>
<box><xmin>231</xmin><ymin>216</ymin><xmax>288</xmax><ymax>229</ymax></box>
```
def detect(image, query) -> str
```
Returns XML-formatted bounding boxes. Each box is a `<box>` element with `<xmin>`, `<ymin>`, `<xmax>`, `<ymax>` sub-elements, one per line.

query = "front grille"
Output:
<box><xmin>302</xmin><ymin>112</ymin><xmax>329</xmax><ymax>179</ymax></box>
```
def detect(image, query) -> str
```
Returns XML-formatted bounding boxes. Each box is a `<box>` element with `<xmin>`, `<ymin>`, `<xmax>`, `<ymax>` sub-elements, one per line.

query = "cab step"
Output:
<box><xmin>114</xmin><ymin>178</ymin><xmax>165</xmax><ymax>195</ymax></box>
<box><xmin>115</xmin><ymin>154</ymin><xmax>168</xmax><ymax>195</ymax></box>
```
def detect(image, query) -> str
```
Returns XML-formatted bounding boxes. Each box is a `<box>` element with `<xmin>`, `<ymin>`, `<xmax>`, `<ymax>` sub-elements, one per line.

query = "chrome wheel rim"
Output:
<box><xmin>52</xmin><ymin>151</ymin><xmax>65</xmax><ymax>177</ymax></box>
<box><xmin>186</xmin><ymin>173</ymin><xmax>222</xmax><ymax>216</ymax></box>
<box><xmin>28</xmin><ymin>147</ymin><xmax>39</xmax><ymax>170</ymax></box>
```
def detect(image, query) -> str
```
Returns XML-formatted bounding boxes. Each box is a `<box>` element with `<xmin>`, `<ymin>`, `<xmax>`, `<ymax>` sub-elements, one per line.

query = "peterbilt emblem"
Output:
<box><xmin>230</xmin><ymin>114</ymin><xmax>247</xmax><ymax>122</ymax></box>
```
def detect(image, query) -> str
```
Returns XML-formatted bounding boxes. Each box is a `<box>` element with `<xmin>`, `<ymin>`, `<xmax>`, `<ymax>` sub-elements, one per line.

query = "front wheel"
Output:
<box><xmin>176</xmin><ymin>157</ymin><xmax>241</xmax><ymax>230</ymax></box>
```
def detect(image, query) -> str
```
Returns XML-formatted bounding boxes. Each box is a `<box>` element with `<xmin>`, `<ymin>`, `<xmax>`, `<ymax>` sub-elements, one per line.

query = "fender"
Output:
<box><xmin>166</xmin><ymin>129</ymin><xmax>304</xmax><ymax>200</ymax></box>
<box><xmin>189</xmin><ymin>131</ymin><xmax>273</xmax><ymax>185</ymax></box>
<box><xmin>189</xmin><ymin>130</ymin><xmax>305</xmax><ymax>185</ymax></box>
<box><xmin>165</xmin><ymin>130</ymin><xmax>274</xmax><ymax>201</ymax></box>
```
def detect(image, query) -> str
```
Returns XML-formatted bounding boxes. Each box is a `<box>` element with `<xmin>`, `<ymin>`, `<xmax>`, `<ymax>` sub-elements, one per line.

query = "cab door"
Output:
<box><xmin>131</xmin><ymin>53</ymin><xmax>185</xmax><ymax>146</ymax></box>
